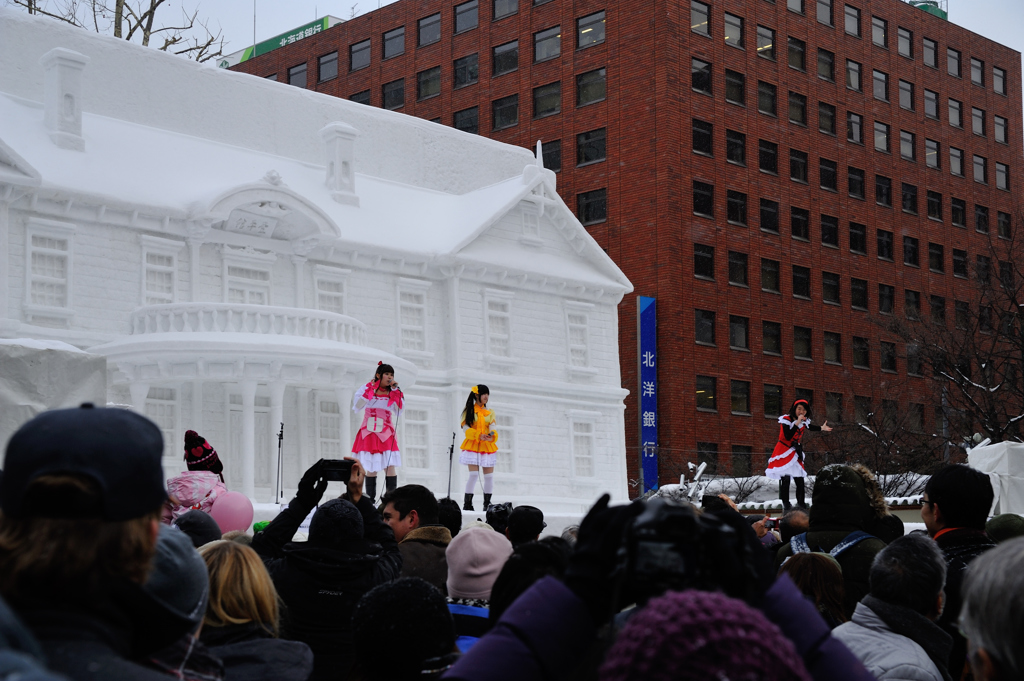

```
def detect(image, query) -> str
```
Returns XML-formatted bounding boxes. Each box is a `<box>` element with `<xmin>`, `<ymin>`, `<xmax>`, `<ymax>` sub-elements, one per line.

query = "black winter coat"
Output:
<box><xmin>200</xmin><ymin>622</ymin><xmax>314</xmax><ymax>681</ymax></box>
<box><xmin>252</xmin><ymin>494</ymin><xmax>401</xmax><ymax>681</ymax></box>
<box><xmin>934</xmin><ymin>528</ymin><xmax>996</xmax><ymax>679</ymax></box>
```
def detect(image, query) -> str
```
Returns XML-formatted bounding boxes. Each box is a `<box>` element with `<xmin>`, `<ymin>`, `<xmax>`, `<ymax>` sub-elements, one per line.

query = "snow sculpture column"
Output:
<box><xmin>40</xmin><ymin>48</ymin><xmax>89</xmax><ymax>152</ymax></box>
<box><xmin>335</xmin><ymin>382</ymin><xmax>354</xmax><ymax>456</ymax></box>
<box><xmin>320</xmin><ymin>123</ymin><xmax>360</xmax><ymax>206</ymax></box>
<box><xmin>239</xmin><ymin>380</ymin><xmax>257</xmax><ymax>499</ymax></box>
<box><xmin>129</xmin><ymin>382</ymin><xmax>150</xmax><ymax>415</ymax></box>
<box><xmin>295</xmin><ymin>387</ymin><xmax>312</xmax><ymax>471</ymax></box>
<box><xmin>292</xmin><ymin>255</ymin><xmax>306</xmax><ymax>308</ymax></box>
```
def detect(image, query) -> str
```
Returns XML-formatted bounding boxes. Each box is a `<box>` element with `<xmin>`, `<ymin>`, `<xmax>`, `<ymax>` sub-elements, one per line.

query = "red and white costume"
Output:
<box><xmin>351</xmin><ymin>381</ymin><xmax>404</xmax><ymax>473</ymax></box>
<box><xmin>765</xmin><ymin>415</ymin><xmax>819</xmax><ymax>479</ymax></box>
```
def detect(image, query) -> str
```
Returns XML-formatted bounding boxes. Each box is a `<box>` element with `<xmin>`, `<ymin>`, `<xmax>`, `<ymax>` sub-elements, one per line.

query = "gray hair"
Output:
<box><xmin>960</xmin><ymin>537</ymin><xmax>1024</xmax><ymax>680</ymax></box>
<box><xmin>869</xmin><ymin>533</ymin><xmax>946</xmax><ymax>616</ymax></box>
<box><xmin>560</xmin><ymin>525</ymin><xmax>579</xmax><ymax>548</ymax></box>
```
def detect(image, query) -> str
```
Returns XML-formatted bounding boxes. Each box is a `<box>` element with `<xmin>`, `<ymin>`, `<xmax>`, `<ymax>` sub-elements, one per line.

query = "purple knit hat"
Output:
<box><xmin>599</xmin><ymin>590</ymin><xmax>812</xmax><ymax>681</ymax></box>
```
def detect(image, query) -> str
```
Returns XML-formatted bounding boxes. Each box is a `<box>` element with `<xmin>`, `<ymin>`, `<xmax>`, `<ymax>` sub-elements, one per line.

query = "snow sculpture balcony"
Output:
<box><xmin>129</xmin><ymin>303</ymin><xmax>368</xmax><ymax>347</ymax></box>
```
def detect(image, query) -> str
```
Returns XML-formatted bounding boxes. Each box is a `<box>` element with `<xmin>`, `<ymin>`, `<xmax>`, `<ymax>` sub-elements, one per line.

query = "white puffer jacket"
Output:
<box><xmin>833</xmin><ymin>603</ymin><xmax>944</xmax><ymax>681</ymax></box>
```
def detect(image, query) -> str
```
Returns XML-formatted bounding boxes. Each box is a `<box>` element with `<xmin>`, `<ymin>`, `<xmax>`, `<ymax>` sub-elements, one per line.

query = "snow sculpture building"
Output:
<box><xmin>0</xmin><ymin>9</ymin><xmax>632</xmax><ymax>509</ymax></box>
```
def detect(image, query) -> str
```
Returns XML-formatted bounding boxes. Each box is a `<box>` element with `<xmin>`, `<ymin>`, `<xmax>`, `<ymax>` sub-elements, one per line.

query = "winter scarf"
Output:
<box><xmin>862</xmin><ymin>595</ymin><xmax>953</xmax><ymax>681</ymax></box>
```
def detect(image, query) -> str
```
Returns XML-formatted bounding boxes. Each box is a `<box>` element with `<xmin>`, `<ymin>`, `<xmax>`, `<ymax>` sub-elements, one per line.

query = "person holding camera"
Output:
<box><xmin>352</xmin><ymin>361</ymin><xmax>404</xmax><ymax>502</ymax></box>
<box><xmin>251</xmin><ymin>458</ymin><xmax>401</xmax><ymax>681</ymax></box>
<box><xmin>459</xmin><ymin>385</ymin><xmax>498</xmax><ymax>511</ymax></box>
<box><xmin>766</xmin><ymin>399</ymin><xmax>832</xmax><ymax>511</ymax></box>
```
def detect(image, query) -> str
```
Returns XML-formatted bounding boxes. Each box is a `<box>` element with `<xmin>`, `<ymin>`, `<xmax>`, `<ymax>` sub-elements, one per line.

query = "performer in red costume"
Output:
<box><xmin>351</xmin><ymin>362</ymin><xmax>404</xmax><ymax>502</ymax></box>
<box><xmin>765</xmin><ymin>399</ymin><xmax>831</xmax><ymax>511</ymax></box>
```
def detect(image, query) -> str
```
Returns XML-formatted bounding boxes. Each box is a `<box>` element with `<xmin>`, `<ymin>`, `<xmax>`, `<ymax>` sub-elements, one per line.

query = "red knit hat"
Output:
<box><xmin>183</xmin><ymin>430</ymin><xmax>223</xmax><ymax>475</ymax></box>
<box><xmin>599</xmin><ymin>589</ymin><xmax>812</xmax><ymax>681</ymax></box>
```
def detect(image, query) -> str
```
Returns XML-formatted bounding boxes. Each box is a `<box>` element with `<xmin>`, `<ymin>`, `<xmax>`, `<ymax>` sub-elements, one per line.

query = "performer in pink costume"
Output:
<box><xmin>351</xmin><ymin>361</ymin><xmax>404</xmax><ymax>502</ymax></box>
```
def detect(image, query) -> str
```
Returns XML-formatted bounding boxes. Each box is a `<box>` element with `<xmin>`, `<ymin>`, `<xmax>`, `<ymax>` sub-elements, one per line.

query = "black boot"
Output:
<box><xmin>483</xmin><ymin>493</ymin><xmax>492</xmax><ymax>509</ymax></box>
<box><xmin>795</xmin><ymin>477</ymin><xmax>807</xmax><ymax>509</ymax></box>
<box><xmin>365</xmin><ymin>476</ymin><xmax>377</xmax><ymax>503</ymax></box>
<box><xmin>385</xmin><ymin>475</ymin><xmax>397</xmax><ymax>495</ymax></box>
<box><xmin>463</xmin><ymin>493</ymin><xmax>474</xmax><ymax>511</ymax></box>
<box><xmin>779</xmin><ymin>475</ymin><xmax>792</xmax><ymax>512</ymax></box>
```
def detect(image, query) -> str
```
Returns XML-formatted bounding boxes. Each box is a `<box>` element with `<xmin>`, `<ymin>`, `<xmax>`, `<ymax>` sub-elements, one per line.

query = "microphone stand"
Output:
<box><xmin>446</xmin><ymin>431</ymin><xmax>456</xmax><ymax>499</ymax></box>
<box><xmin>276</xmin><ymin>422</ymin><xmax>285</xmax><ymax>503</ymax></box>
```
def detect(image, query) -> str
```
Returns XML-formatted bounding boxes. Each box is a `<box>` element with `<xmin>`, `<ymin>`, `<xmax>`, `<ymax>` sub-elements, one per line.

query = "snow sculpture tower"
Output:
<box><xmin>40</xmin><ymin>48</ymin><xmax>89</xmax><ymax>152</ymax></box>
<box><xmin>319</xmin><ymin>122</ymin><xmax>359</xmax><ymax>207</ymax></box>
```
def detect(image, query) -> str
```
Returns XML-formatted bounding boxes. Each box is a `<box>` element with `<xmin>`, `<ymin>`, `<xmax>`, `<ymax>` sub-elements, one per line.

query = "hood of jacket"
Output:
<box><xmin>279</xmin><ymin>539</ymin><xmax>383</xmax><ymax>582</ymax></box>
<box><xmin>401</xmin><ymin>525</ymin><xmax>453</xmax><ymax>547</ymax></box>
<box><xmin>809</xmin><ymin>465</ymin><xmax>874</xmax><ymax>532</ymax></box>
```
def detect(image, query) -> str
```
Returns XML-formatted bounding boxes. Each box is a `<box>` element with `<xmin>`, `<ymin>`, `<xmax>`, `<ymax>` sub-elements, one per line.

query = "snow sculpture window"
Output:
<box><xmin>485</xmin><ymin>290</ymin><xmax>514</xmax><ymax>359</ymax></box>
<box><xmin>227</xmin><ymin>267</ymin><xmax>270</xmax><ymax>304</ymax></box>
<box><xmin>316</xmin><ymin>279</ymin><xmax>345</xmax><ymax>314</ymax></box>
<box><xmin>140</xmin><ymin>235</ymin><xmax>185</xmax><ymax>305</ymax></box>
<box><xmin>400</xmin><ymin>291</ymin><xmax>426</xmax><ymax>350</ymax></box>
<box><xmin>571</xmin><ymin>420</ymin><xmax>595</xmax><ymax>477</ymax></box>
<box><xmin>521</xmin><ymin>209</ymin><xmax>540</xmax><ymax>239</ymax></box>
<box><xmin>567</xmin><ymin>312</ymin><xmax>589</xmax><ymax>367</ymax></box>
<box><xmin>494</xmin><ymin>414</ymin><xmax>515</xmax><ymax>473</ymax></box>
<box><xmin>317</xmin><ymin>399</ymin><xmax>343</xmax><ymax>458</ymax></box>
<box><xmin>402</xmin><ymin>409</ymin><xmax>430</xmax><ymax>468</ymax></box>
<box><xmin>146</xmin><ymin>387</ymin><xmax>177</xmax><ymax>459</ymax></box>
<box><xmin>24</xmin><ymin>218</ymin><xmax>75</xmax><ymax>326</ymax></box>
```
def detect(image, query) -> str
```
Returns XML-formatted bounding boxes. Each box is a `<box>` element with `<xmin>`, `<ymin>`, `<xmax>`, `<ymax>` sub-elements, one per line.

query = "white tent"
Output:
<box><xmin>968</xmin><ymin>442</ymin><xmax>1024</xmax><ymax>515</ymax></box>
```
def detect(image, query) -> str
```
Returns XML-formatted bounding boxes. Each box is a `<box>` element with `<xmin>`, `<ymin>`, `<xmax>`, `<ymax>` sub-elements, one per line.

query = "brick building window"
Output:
<box><xmin>697</xmin><ymin>442</ymin><xmax>719</xmax><ymax>471</ymax></box>
<box><xmin>318</xmin><ymin>52</ymin><xmax>338</xmax><ymax>82</ymax></box>
<box><xmin>349</xmin><ymin>90</ymin><xmax>370</xmax><ymax>105</ymax></box>
<box><xmin>926</xmin><ymin>139</ymin><xmax>940</xmax><ymax>168</ymax></box>
<box><xmin>949</xmin><ymin>99</ymin><xmax>962</xmax><ymax>127</ymax></box>
<box><xmin>876</xmin><ymin>175</ymin><xmax>892</xmax><ymax>207</ymax></box>
<box><xmin>820</xmin><ymin>159</ymin><xmax>837</xmax><ymax>190</ymax></box>
<box><xmin>694</xmin><ymin>244</ymin><xmax>715</xmax><ymax>279</ymax></box>
<box><xmin>847</xmin><ymin>112</ymin><xmax>863</xmax><ymax>143</ymax></box>
<box><xmin>695</xmin><ymin>309</ymin><xmax>715</xmax><ymax>345</ymax></box>
<box><xmin>577</xmin><ymin>189</ymin><xmax>607</xmax><ymax>225</ymax></box>
<box><xmin>788</xmin><ymin>37</ymin><xmax>806</xmax><ymax>71</ymax></box>
<box><xmin>844</xmin><ymin>4</ymin><xmax>860</xmax><ymax>36</ymax></box>
<box><xmin>417</xmin><ymin>67</ymin><xmax>441</xmax><ymax>100</ymax></box>
<box><xmin>881</xmin><ymin>342</ymin><xmax>896</xmax><ymax>372</ymax></box>
<box><xmin>577</xmin><ymin>128</ymin><xmax>606</xmax><ymax>164</ymax></box>
<box><xmin>794</xmin><ymin>326</ymin><xmax>812</xmax><ymax>359</ymax></box>
<box><xmin>924</xmin><ymin>89</ymin><xmax>938</xmax><ymax>118</ymax></box>
<box><xmin>923</xmin><ymin>37</ymin><xmax>937</xmax><ymax>66</ymax></box>
<box><xmin>419</xmin><ymin>13</ymin><xmax>441</xmax><ymax>45</ymax></box>
<box><xmin>759</xmin><ymin>140</ymin><xmax>778</xmax><ymax>173</ymax></box>
<box><xmin>730</xmin><ymin>316</ymin><xmax>749</xmax><ymax>349</ymax></box>
<box><xmin>696</xmin><ymin>376</ymin><xmax>717</xmax><ymax>410</ymax></box>
<box><xmin>973</xmin><ymin>155</ymin><xmax>987</xmax><ymax>184</ymax></box>
<box><xmin>995</xmin><ymin>115</ymin><xmax>1008</xmax><ymax>144</ymax></box>
<box><xmin>824</xmin><ymin>332</ymin><xmax>841</xmax><ymax>363</ymax></box>
<box><xmin>764</xmin><ymin>384</ymin><xmax>783</xmax><ymax>416</ymax></box>
<box><xmin>383</xmin><ymin>27</ymin><xmax>405</xmax><ymax>59</ymax></box>
<box><xmin>819</xmin><ymin>103</ymin><xmax>836</xmax><ymax>134</ymax></box>
<box><xmin>898</xmin><ymin>27</ymin><xmax>912</xmax><ymax>57</ymax></box>
<box><xmin>873</xmin><ymin>69</ymin><xmax>888</xmax><ymax>101</ymax></box>
<box><xmin>763</xmin><ymin>322</ymin><xmax>782</xmax><ymax>354</ymax></box>
<box><xmin>878</xmin><ymin>283</ymin><xmax>893</xmax><ymax>313</ymax></box>
<box><xmin>973</xmin><ymin>107</ymin><xmax>986</xmax><ymax>136</ymax></box>
<box><xmin>492</xmin><ymin>94</ymin><xmax>518</xmax><ymax>129</ymax></box>
<box><xmin>822</xmin><ymin>215</ymin><xmax>839</xmax><ymax>246</ymax></box>
<box><xmin>792</xmin><ymin>265</ymin><xmax>811</xmax><ymax>298</ymax></box>
<box><xmin>931</xmin><ymin>295</ymin><xmax>946</xmax><ymax>324</ymax></box>
<box><xmin>761</xmin><ymin>258</ymin><xmax>780</xmax><ymax>292</ymax></box>
<box><xmin>288</xmin><ymin>63</ymin><xmax>307</xmax><ymax>88</ymax></box>
<box><xmin>788</xmin><ymin>0</ymin><xmax>804</xmax><ymax>14</ymax></box>
<box><xmin>899</xmin><ymin>80</ymin><xmax>913</xmax><ymax>109</ymax></box>
<box><xmin>455</xmin><ymin>0</ymin><xmax>479</xmax><ymax>33</ymax></box>
<box><xmin>533</xmin><ymin>82</ymin><xmax>560</xmax><ymax>117</ymax></box>
<box><xmin>818</xmin><ymin>49</ymin><xmax>835</xmax><ymax>81</ymax></box>
<box><xmin>692</xmin><ymin>1</ymin><xmax>710</xmax><ymax>36</ymax></box>
<box><xmin>757</xmin><ymin>26</ymin><xmax>775</xmax><ymax>60</ymax></box>
<box><xmin>971</xmin><ymin>57</ymin><xmax>984</xmax><ymax>85</ymax></box>
<box><xmin>692</xmin><ymin>119</ymin><xmax>713</xmax><ymax>155</ymax></box>
<box><xmin>539</xmin><ymin>139</ymin><xmax>561</xmax><ymax>171</ymax></box>
<box><xmin>901</xmin><ymin>182</ymin><xmax>918</xmax><ymax>214</ymax></box>
<box><xmin>493</xmin><ymin>41</ymin><xmax>518</xmax><ymax>75</ymax></box>
<box><xmin>994</xmin><ymin>66</ymin><xmax>1006</xmax><ymax>94</ymax></box>
<box><xmin>757</xmin><ymin>81</ymin><xmax>776</xmax><ymax>115</ymax></box>
<box><xmin>726</xmin><ymin>130</ymin><xmax>746</xmax><ymax>165</ymax></box>
<box><xmin>534</xmin><ymin>26</ymin><xmax>561</xmax><ymax>61</ymax></box>
<box><xmin>929</xmin><ymin>243</ymin><xmax>944</xmax><ymax>272</ymax></box>
<box><xmin>725</xmin><ymin>70</ymin><xmax>745</xmax><ymax>104</ymax></box>
<box><xmin>976</xmin><ymin>205</ymin><xmax>989</xmax><ymax>233</ymax></box>
<box><xmin>760</xmin><ymin>200</ymin><xmax>780</xmax><ymax>233</ymax></box>
<box><xmin>692</xmin><ymin>58</ymin><xmax>712</xmax><ymax>94</ymax></box>
<box><xmin>788</xmin><ymin>92</ymin><xmax>807</xmax><ymax>124</ymax></box>
<box><xmin>927</xmin><ymin>191</ymin><xmax>942</xmax><ymax>220</ymax></box>
<box><xmin>953</xmin><ymin>249</ymin><xmax>968</xmax><ymax>277</ymax></box>
<box><xmin>817</xmin><ymin>0</ymin><xmax>833</xmax><ymax>25</ymax></box>
<box><xmin>852</xmin><ymin>337</ymin><xmax>870</xmax><ymax>368</ymax></box>
<box><xmin>905</xmin><ymin>290</ymin><xmax>921</xmax><ymax>319</ymax></box>
<box><xmin>732</xmin><ymin>445</ymin><xmax>753</xmax><ymax>476</ymax></box>
<box><xmin>577</xmin><ymin>68</ymin><xmax>606</xmax><ymax>105</ymax></box>
<box><xmin>877</xmin><ymin>229</ymin><xmax>893</xmax><ymax>260</ymax></box>
<box><xmin>947</xmin><ymin>47</ymin><xmax>961</xmax><ymax>77</ymax></box>
<box><xmin>846</xmin><ymin>59</ymin><xmax>861</xmax><ymax>90</ymax></box>
<box><xmin>454</xmin><ymin>54</ymin><xmax>479</xmax><ymax>87</ymax></box>
<box><xmin>904</xmin><ymin>236</ymin><xmax>919</xmax><ymax>266</ymax></box>
<box><xmin>494</xmin><ymin>0</ymin><xmax>517</xmax><ymax>20</ymax></box>
<box><xmin>822</xmin><ymin>272</ymin><xmax>840</xmax><ymax>304</ymax></box>
<box><xmin>727</xmin><ymin>191</ymin><xmax>747</xmax><ymax>225</ymax></box>
<box><xmin>791</xmin><ymin>207</ymin><xmax>810</xmax><ymax>240</ymax></box>
<box><xmin>998</xmin><ymin>211</ymin><xmax>1012</xmax><ymax>238</ymax></box>
<box><xmin>577</xmin><ymin>11</ymin><xmax>605</xmax><ymax>48</ymax></box>
<box><xmin>382</xmin><ymin>79</ymin><xmax>404</xmax><ymax>110</ymax></box>
<box><xmin>874</xmin><ymin>122</ymin><xmax>890</xmax><ymax>152</ymax></box>
<box><xmin>725</xmin><ymin>13</ymin><xmax>744</xmax><ymax>47</ymax></box>
<box><xmin>790</xmin><ymin>149</ymin><xmax>808</xmax><ymax>182</ymax></box>
<box><xmin>350</xmin><ymin>39</ymin><xmax>370</xmax><ymax>71</ymax></box>
<box><xmin>950</xmin><ymin>147</ymin><xmax>964</xmax><ymax>176</ymax></box>
<box><xmin>728</xmin><ymin>251</ymin><xmax>748</xmax><ymax>286</ymax></box>
<box><xmin>731</xmin><ymin>380</ymin><xmax>751</xmax><ymax>413</ymax></box>
<box><xmin>871</xmin><ymin>16</ymin><xmax>887</xmax><ymax>47</ymax></box>
<box><xmin>693</xmin><ymin>181</ymin><xmax>714</xmax><ymax>217</ymax></box>
<box><xmin>848</xmin><ymin>167</ymin><xmax>865</xmax><ymax>198</ymax></box>
<box><xmin>996</xmin><ymin>163</ymin><xmax>1009</xmax><ymax>191</ymax></box>
<box><xmin>850</xmin><ymin>222</ymin><xmax>867</xmax><ymax>254</ymax></box>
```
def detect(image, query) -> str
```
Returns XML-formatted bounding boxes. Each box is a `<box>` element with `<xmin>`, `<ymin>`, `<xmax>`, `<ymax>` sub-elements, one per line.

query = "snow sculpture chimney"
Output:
<box><xmin>319</xmin><ymin>122</ymin><xmax>359</xmax><ymax>207</ymax></box>
<box><xmin>40</xmin><ymin>48</ymin><xmax>90</xmax><ymax>152</ymax></box>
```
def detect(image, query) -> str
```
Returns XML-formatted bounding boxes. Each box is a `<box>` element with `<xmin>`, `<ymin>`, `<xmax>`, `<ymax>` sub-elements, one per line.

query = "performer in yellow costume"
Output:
<box><xmin>459</xmin><ymin>384</ymin><xmax>498</xmax><ymax>511</ymax></box>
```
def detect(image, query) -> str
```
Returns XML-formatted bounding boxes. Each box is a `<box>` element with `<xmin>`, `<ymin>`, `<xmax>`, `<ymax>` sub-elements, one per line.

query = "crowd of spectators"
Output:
<box><xmin>0</xmin><ymin>403</ymin><xmax>1020</xmax><ymax>681</ymax></box>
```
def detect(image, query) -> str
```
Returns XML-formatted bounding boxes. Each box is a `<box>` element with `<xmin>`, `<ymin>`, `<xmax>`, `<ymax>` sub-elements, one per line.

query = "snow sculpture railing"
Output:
<box><xmin>130</xmin><ymin>303</ymin><xmax>369</xmax><ymax>346</ymax></box>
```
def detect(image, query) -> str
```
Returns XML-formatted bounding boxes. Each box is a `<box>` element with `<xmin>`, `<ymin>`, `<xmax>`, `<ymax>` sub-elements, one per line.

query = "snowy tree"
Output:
<box><xmin>881</xmin><ymin>207</ymin><xmax>1024</xmax><ymax>446</ymax></box>
<box><xmin>5</xmin><ymin>0</ymin><xmax>225</xmax><ymax>62</ymax></box>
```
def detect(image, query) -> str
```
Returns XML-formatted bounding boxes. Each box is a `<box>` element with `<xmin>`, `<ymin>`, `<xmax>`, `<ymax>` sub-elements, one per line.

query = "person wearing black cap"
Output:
<box><xmin>251</xmin><ymin>458</ymin><xmax>401</xmax><ymax>681</ymax></box>
<box><xmin>0</xmin><ymin>403</ymin><xmax>199</xmax><ymax>681</ymax></box>
<box><xmin>765</xmin><ymin>399</ymin><xmax>832</xmax><ymax>511</ymax></box>
<box><xmin>506</xmin><ymin>506</ymin><xmax>546</xmax><ymax>547</ymax></box>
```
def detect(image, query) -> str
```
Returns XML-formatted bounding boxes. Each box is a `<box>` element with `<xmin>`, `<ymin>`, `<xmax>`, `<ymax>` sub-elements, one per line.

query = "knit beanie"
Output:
<box><xmin>144</xmin><ymin>525</ymin><xmax>210</xmax><ymax>635</ymax></box>
<box><xmin>308</xmin><ymin>498</ymin><xmax>364</xmax><ymax>548</ymax></box>
<box><xmin>446</xmin><ymin>526</ymin><xmax>513</xmax><ymax>600</ymax></box>
<box><xmin>986</xmin><ymin>513</ymin><xmax>1024</xmax><ymax>543</ymax></box>
<box><xmin>600</xmin><ymin>590</ymin><xmax>812</xmax><ymax>681</ymax></box>
<box><xmin>352</xmin><ymin>578</ymin><xmax>457</xmax><ymax>679</ymax></box>
<box><xmin>184</xmin><ymin>430</ymin><xmax>223</xmax><ymax>475</ymax></box>
<box><xmin>809</xmin><ymin>464</ymin><xmax>873</xmax><ymax>531</ymax></box>
<box><xmin>173</xmin><ymin>509</ymin><xmax>223</xmax><ymax>548</ymax></box>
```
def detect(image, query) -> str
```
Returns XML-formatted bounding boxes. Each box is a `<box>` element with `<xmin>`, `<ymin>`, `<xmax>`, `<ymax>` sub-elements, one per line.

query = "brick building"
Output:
<box><xmin>233</xmin><ymin>0</ymin><xmax>1022</xmax><ymax>491</ymax></box>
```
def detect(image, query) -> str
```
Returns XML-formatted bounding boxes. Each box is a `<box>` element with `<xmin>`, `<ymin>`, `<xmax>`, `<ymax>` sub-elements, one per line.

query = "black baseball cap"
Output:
<box><xmin>2</xmin><ymin>404</ymin><xmax>167</xmax><ymax>521</ymax></box>
<box><xmin>507</xmin><ymin>505</ymin><xmax>547</xmax><ymax>541</ymax></box>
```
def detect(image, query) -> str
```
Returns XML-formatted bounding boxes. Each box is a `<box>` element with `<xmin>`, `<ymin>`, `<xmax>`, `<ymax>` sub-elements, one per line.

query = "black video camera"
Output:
<box><xmin>616</xmin><ymin>498</ymin><xmax>762</xmax><ymax>606</ymax></box>
<box><xmin>320</xmin><ymin>459</ymin><xmax>355</xmax><ymax>483</ymax></box>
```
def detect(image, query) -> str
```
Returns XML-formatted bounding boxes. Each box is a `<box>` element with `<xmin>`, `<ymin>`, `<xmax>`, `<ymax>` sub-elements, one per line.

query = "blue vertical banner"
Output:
<box><xmin>637</xmin><ymin>296</ymin><xmax>658</xmax><ymax>493</ymax></box>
